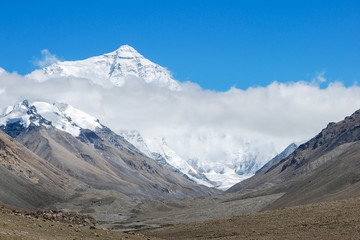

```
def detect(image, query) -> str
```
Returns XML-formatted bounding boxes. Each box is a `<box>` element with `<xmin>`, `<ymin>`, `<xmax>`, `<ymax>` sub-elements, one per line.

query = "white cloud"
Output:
<box><xmin>1</xmin><ymin>70</ymin><xmax>360</xmax><ymax>169</ymax></box>
<box><xmin>312</xmin><ymin>71</ymin><xmax>327</xmax><ymax>83</ymax></box>
<box><xmin>32</xmin><ymin>49</ymin><xmax>60</xmax><ymax>68</ymax></box>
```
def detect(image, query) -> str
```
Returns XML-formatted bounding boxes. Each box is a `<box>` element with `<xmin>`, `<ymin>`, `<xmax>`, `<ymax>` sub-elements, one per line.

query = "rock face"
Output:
<box><xmin>227</xmin><ymin>109</ymin><xmax>360</xmax><ymax>208</ymax></box>
<box><xmin>0</xmin><ymin>100</ymin><xmax>219</xmax><ymax>211</ymax></box>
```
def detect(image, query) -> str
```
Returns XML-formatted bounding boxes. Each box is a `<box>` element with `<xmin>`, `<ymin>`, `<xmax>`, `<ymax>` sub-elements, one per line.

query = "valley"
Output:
<box><xmin>0</xmin><ymin>45</ymin><xmax>360</xmax><ymax>240</ymax></box>
<box><xmin>2</xmin><ymin>196</ymin><xmax>360</xmax><ymax>239</ymax></box>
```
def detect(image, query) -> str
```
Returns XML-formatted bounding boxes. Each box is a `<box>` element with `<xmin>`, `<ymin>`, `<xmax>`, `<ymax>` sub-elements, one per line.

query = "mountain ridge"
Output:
<box><xmin>0</xmin><ymin>100</ymin><xmax>219</xmax><ymax>203</ymax></box>
<box><xmin>226</xmin><ymin>107</ymin><xmax>360</xmax><ymax>209</ymax></box>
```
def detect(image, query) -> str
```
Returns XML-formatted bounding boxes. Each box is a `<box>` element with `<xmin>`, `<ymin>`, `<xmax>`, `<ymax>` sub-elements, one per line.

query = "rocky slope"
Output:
<box><xmin>255</xmin><ymin>142</ymin><xmax>298</xmax><ymax>174</ymax></box>
<box><xmin>227</xmin><ymin>108</ymin><xmax>360</xmax><ymax>208</ymax></box>
<box><xmin>0</xmin><ymin>130</ymin><xmax>75</xmax><ymax>210</ymax></box>
<box><xmin>0</xmin><ymin>100</ymin><xmax>219</xmax><ymax>203</ymax></box>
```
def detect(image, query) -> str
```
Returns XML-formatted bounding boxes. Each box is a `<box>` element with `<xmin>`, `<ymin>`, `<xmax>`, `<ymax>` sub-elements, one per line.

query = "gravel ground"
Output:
<box><xmin>0</xmin><ymin>207</ymin><xmax>160</xmax><ymax>240</ymax></box>
<box><xmin>141</xmin><ymin>197</ymin><xmax>360</xmax><ymax>240</ymax></box>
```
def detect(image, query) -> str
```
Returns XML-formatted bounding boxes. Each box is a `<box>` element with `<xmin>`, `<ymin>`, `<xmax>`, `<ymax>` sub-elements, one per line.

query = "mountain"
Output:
<box><xmin>119</xmin><ymin>130</ymin><xmax>214</xmax><ymax>186</ymax></box>
<box><xmin>0</xmin><ymin>100</ymin><xmax>218</xmax><ymax>202</ymax></box>
<box><xmin>24</xmin><ymin>45</ymin><xmax>278</xmax><ymax>190</ymax></box>
<box><xmin>227</xmin><ymin>108</ymin><xmax>360</xmax><ymax>209</ymax></box>
<box><xmin>255</xmin><ymin>142</ymin><xmax>299</xmax><ymax>174</ymax></box>
<box><xmin>120</xmin><ymin>130</ymin><xmax>276</xmax><ymax>190</ymax></box>
<box><xmin>0</xmin><ymin>129</ymin><xmax>75</xmax><ymax>210</ymax></box>
<box><xmin>26</xmin><ymin>45</ymin><xmax>181</xmax><ymax>91</ymax></box>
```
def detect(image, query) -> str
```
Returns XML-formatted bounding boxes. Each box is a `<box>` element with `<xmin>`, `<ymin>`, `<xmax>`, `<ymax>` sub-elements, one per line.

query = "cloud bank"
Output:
<box><xmin>1</xmin><ymin>69</ymin><xmax>360</xmax><ymax>164</ymax></box>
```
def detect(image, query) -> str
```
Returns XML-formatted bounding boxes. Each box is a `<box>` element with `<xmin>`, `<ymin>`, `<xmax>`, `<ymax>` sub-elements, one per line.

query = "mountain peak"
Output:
<box><xmin>0</xmin><ymin>100</ymin><xmax>102</xmax><ymax>138</ymax></box>
<box><xmin>117</xmin><ymin>44</ymin><xmax>140</xmax><ymax>53</ymax></box>
<box><xmin>107</xmin><ymin>45</ymin><xmax>144</xmax><ymax>59</ymax></box>
<box><xmin>26</xmin><ymin>45</ymin><xmax>182</xmax><ymax>91</ymax></box>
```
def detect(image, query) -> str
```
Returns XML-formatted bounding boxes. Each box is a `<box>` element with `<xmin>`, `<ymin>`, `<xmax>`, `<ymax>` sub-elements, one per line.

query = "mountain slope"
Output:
<box><xmin>0</xmin><ymin>130</ymin><xmax>75</xmax><ymax>210</ymax></box>
<box><xmin>255</xmin><ymin>142</ymin><xmax>298</xmax><ymax>174</ymax></box>
<box><xmin>26</xmin><ymin>45</ymin><xmax>181</xmax><ymax>91</ymax></box>
<box><xmin>0</xmin><ymin>100</ymin><xmax>219</xmax><ymax>201</ymax></box>
<box><xmin>264</xmin><ymin>141</ymin><xmax>360</xmax><ymax>209</ymax></box>
<box><xmin>227</xmin><ymin>108</ymin><xmax>360</xmax><ymax>208</ymax></box>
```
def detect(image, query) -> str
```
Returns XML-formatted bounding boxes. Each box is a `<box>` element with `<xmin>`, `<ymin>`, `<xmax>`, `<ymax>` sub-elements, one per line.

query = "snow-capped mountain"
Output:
<box><xmin>0</xmin><ymin>100</ymin><xmax>218</xmax><ymax>200</ymax></box>
<box><xmin>120</xmin><ymin>130</ymin><xmax>277</xmax><ymax>190</ymax></box>
<box><xmin>0</xmin><ymin>100</ymin><xmax>101</xmax><ymax>138</ymax></box>
<box><xmin>120</xmin><ymin>130</ymin><xmax>215</xmax><ymax>187</ymax></box>
<box><xmin>20</xmin><ymin>45</ymin><xmax>282</xmax><ymax>190</ymax></box>
<box><xmin>26</xmin><ymin>45</ymin><xmax>181</xmax><ymax>91</ymax></box>
<box><xmin>1</xmin><ymin>99</ymin><xmax>278</xmax><ymax>190</ymax></box>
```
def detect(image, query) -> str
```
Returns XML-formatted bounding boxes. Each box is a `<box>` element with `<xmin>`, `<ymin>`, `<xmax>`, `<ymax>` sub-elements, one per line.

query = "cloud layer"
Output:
<box><xmin>1</xmin><ymin>69</ymin><xmax>360</xmax><ymax>164</ymax></box>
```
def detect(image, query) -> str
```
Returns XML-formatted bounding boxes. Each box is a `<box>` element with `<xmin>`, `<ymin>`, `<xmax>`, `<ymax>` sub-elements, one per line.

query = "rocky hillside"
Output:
<box><xmin>0</xmin><ymin>130</ymin><xmax>75</xmax><ymax>209</ymax></box>
<box><xmin>0</xmin><ymin>100</ymin><xmax>219</xmax><ymax>212</ymax></box>
<box><xmin>227</xmin><ymin>108</ymin><xmax>360</xmax><ymax>208</ymax></box>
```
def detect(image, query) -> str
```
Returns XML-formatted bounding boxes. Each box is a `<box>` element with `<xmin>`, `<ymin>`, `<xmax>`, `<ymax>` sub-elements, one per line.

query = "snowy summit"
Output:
<box><xmin>27</xmin><ymin>45</ymin><xmax>182</xmax><ymax>91</ymax></box>
<box><xmin>0</xmin><ymin>100</ymin><xmax>102</xmax><ymax>137</ymax></box>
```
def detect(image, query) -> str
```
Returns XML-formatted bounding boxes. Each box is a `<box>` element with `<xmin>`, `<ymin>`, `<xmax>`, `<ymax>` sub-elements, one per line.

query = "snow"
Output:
<box><xmin>32</xmin><ymin>101</ymin><xmax>81</xmax><ymax>136</ymax></box>
<box><xmin>26</xmin><ymin>45</ymin><xmax>182</xmax><ymax>91</ymax></box>
<box><xmin>121</xmin><ymin>129</ymin><xmax>277</xmax><ymax>190</ymax></box>
<box><xmin>145</xmin><ymin>137</ymin><xmax>204</xmax><ymax>183</ymax></box>
<box><xmin>54</xmin><ymin>103</ymin><xmax>101</xmax><ymax>131</ymax></box>
<box><xmin>0</xmin><ymin>100</ymin><xmax>102</xmax><ymax>137</ymax></box>
<box><xmin>0</xmin><ymin>102</ymin><xmax>31</xmax><ymax>128</ymax></box>
<box><xmin>204</xmin><ymin>169</ymin><xmax>253</xmax><ymax>191</ymax></box>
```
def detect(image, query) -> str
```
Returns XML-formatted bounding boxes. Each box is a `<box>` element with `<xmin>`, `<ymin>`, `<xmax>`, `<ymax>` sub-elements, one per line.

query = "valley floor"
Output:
<box><xmin>0</xmin><ymin>206</ymin><xmax>159</xmax><ymax>240</ymax></box>
<box><xmin>141</xmin><ymin>197</ymin><xmax>360</xmax><ymax>240</ymax></box>
<box><xmin>2</xmin><ymin>197</ymin><xmax>360</xmax><ymax>239</ymax></box>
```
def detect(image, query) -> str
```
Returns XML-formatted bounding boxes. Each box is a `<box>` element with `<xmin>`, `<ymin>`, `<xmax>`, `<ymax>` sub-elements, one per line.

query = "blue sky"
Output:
<box><xmin>1</xmin><ymin>0</ymin><xmax>359</xmax><ymax>91</ymax></box>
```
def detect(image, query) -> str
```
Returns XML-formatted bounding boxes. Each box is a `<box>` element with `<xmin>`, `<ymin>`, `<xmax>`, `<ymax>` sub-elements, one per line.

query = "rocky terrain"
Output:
<box><xmin>3</xmin><ymin>196</ymin><xmax>360</xmax><ymax>240</ymax></box>
<box><xmin>142</xmin><ymin>197</ymin><xmax>360</xmax><ymax>240</ymax></box>
<box><xmin>101</xmin><ymin>192</ymin><xmax>284</xmax><ymax>231</ymax></box>
<box><xmin>227</xmin><ymin>109</ymin><xmax>360</xmax><ymax>209</ymax></box>
<box><xmin>0</xmin><ymin>205</ymin><xmax>160</xmax><ymax>240</ymax></box>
